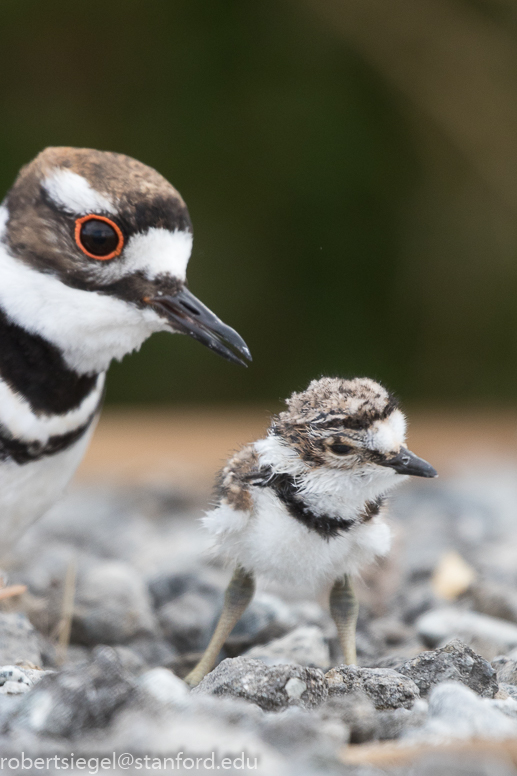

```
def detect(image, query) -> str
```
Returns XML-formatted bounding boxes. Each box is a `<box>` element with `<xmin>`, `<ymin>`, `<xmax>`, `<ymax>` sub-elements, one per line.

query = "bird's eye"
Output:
<box><xmin>74</xmin><ymin>215</ymin><xmax>124</xmax><ymax>260</ymax></box>
<box><xmin>330</xmin><ymin>443</ymin><xmax>354</xmax><ymax>455</ymax></box>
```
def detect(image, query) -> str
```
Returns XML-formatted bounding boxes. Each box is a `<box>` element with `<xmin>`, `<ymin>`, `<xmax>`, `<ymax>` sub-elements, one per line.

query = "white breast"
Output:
<box><xmin>203</xmin><ymin>488</ymin><xmax>391</xmax><ymax>597</ymax></box>
<box><xmin>0</xmin><ymin>423</ymin><xmax>96</xmax><ymax>560</ymax></box>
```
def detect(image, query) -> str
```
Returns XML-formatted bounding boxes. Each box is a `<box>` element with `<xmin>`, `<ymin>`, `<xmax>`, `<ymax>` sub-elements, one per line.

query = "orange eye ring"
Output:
<box><xmin>74</xmin><ymin>215</ymin><xmax>124</xmax><ymax>261</ymax></box>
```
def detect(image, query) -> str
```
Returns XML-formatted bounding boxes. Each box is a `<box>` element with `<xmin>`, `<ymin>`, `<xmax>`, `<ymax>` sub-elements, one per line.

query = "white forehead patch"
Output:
<box><xmin>43</xmin><ymin>169</ymin><xmax>116</xmax><ymax>215</ymax></box>
<box><xmin>122</xmin><ymin>227</ymin><xmax>193</xmax><ymax>281</ymax></box>
<box><xmin>368</xmin><ymin>409</ymin><xmax>407</xmax><ymax>453</ymax></box>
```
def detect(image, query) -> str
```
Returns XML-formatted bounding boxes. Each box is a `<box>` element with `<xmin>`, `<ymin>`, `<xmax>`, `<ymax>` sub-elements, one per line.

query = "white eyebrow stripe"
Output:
<box><xmin>122</xmin><ymin>227</ymin><xmax>193</xmax><ymax>281</ymax></box>
<box><xmin>368</xmin><ymin>410</ymin><xmax>407</xmax><ymax>453</ymax></box>
<box><xmin>43</xmin><ymin>169</ymin><xmax>116</xmax><ymax>215</ymax></box>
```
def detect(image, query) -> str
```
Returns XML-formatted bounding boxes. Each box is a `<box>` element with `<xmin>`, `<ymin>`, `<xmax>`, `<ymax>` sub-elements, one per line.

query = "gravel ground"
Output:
<box><xmin>1</xmin><ymin>467</ymin><xmax>517</xmax><ymax>774</ymax></box>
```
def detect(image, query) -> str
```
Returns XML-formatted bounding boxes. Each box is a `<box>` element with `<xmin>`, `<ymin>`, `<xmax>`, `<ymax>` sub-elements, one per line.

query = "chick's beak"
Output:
<box><xmin>144</xmin><ymin>287</ymin><xmax>251</xmax><ymax>367</ymax></box>
<box><xmin>378</xmin><ymin>447</ymin><xmax>438</xmax><ymax>478</ymax></box>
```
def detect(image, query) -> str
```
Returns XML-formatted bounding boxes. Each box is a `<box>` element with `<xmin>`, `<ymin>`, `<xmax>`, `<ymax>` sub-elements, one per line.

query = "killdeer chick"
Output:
<box><xmin>0</xmin><ymin>147</ymin><xmax>250</xmax><ymax>557</ymax></box>
<box><xmin>185</xmin><ymin>376</ymin><xmax>436</xmax><ymax>686</ymax></box>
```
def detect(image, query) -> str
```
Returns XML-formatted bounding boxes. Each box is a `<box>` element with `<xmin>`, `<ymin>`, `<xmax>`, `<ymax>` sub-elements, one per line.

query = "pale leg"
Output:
<box><xmin>184</xmin><ymin>566</ymin><xmax>255</xmax><ymax>687</ymax></box>
<box><xmin>329</xmin><ymin>574</ymin><xmax>359</xmax><ymax>665</ymax></box>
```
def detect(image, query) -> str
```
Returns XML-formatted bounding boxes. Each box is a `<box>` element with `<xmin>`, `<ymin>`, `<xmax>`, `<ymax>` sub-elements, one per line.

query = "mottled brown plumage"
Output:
<box><xmin>187</xmin><ymin>376</ymin><xmax>436</xmax><ymax>687</ymax></box>
<box><xmin>216</xmin><ymin>443</ymin><xmax>259</xmax><ymax>511</ymax></box>
<box><xmin>275</xmin><ymin>376</ymin><xmax>398</xmax><ymax>430</ymax></box>
<box><xmin>269</xmin><ymin>377</ymin><xmax>399</xmax><ymax>468</ymax></box>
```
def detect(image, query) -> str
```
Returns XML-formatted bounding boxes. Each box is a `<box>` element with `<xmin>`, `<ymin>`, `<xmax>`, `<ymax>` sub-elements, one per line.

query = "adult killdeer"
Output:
<box><xmin>0</xmin><ymin>147</ymin><xmax>250</xmax><ymax>556</ymax></box>
<box><xmin>185</xmin><ymin>376</ymin><xmax>436</xmax><ymax>686</ymax></box>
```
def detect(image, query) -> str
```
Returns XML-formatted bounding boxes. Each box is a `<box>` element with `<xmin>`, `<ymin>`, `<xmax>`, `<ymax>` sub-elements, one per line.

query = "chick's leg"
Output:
<box><xmin>329</xmin><ymin>574</ymin><xmax>359</xmax><ymax>665</ymax></box>
<box><xmin>184</xmin><ymin>565</ymin><xmax>255</xmax><ymax>687</ymax></box>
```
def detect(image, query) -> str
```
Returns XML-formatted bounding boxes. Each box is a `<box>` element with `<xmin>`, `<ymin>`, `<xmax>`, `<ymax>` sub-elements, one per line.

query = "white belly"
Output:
<box><xmin>0</xmin><ymin>425</ymin><xmax>95</xmax><ymax>559</ymax></box>
<box><xmin>204</xmin><ymin>489</ymin><xmax>391</xmax><ymax>597</ymax></box>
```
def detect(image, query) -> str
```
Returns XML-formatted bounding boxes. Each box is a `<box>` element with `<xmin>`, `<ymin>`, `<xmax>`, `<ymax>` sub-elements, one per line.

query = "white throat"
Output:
<box><xmin>0</xmin><ymin>206</ymin><xmax>170</xmax><ymax>374</ymax></box>
<box><xmin>255</xmin><ymin>433</ymin><xmax>404</xmax><ymax>519</ymax></box>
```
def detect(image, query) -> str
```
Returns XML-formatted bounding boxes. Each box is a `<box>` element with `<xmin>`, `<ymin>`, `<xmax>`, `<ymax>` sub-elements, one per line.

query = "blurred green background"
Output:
<box><xmin>2</xmin><ymin>0</ymin><xmax>517</xmax><ymax>405</ymax></box>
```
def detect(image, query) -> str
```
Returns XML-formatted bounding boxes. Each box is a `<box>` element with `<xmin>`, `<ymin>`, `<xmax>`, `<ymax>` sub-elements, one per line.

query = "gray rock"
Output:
<box><xmin>397</xmin><ymin>580</ymin><xmax>439</xmax><ymax>625</ymax></box>
<box><xmin>416</xmin><ymin>607</ymin><xmax>517</xmax><ymax>659</ymax></box>
<box><xmin>369</xmin><ymin>617</ymin><xmax>415</xmax><ymax>647</ymax></box>
<box><xmin>8</xmin><ymin>476</ymin><xmax>517</xmax><ymax>757</ymax></box>
<box><xmin>192</xmin><ymin>656</ymin><xmax>327</xmax><ymax>711</ymax></box>
<box><xmin>166</xmin><ymin>651</ymin><xmax>207</xmax><ymax>681</ymax></box>
<box><xmin>105</xmin><ymin>704</ymin><xmax>286</xmax><ymax>774</ymax></box>
<box><xmin>137</xmin><ymin>667</ymin><xmax>190</xmax><ymax>708</ymax></box>
<box><xmin>491</xmin><ymin>696</ymin><xmax>517</xmax><ymax>719</ymax></box>
<box><xmin>318</xmin><ymin>692</ymin><xmax>377</xmax><ymax>743</ymax></box>
<box><xmin>375</xmin><ymin>703</ymin><xmax>428</xmax><ymax>741</ymax></box>
<box><xmin>12</xmin><ymin>546</ymin><xmax>79</xmax><ymax>637</ymax></box>
<box><xmin>399</xmin><ymin>639</ymin><xmax>498</xmax><ymax>698</ymax></box>
<box><xmin>500</xmin><ymin>683</ymin><xmax>517</xmax><ymax>701</ymax></box>
<box><xmin>363</xmin><ymin>652</ymin><xmax>412</xmax><ymax>670</ymax></box>
<box><xmin>492</xmin><ymin>654</ymin><xmax>509</xmax><ymax>669</ymax></box>
<box><xmin>0</xmin><ymin>666</ymin><xmax>32</xmax><ymax>690</ymax></box>
<box><xmin>391</xmin><ymin>488</ymin><xmax>455</xmax><ymax>576</ymax></box>
<box><xmin>110</xmin><ymin>645</ymin><xmax>147</xmax><ymax>674</ymax></box>
<box><xmin>493</xmin><ymin>656</ymin><xmax>517</xmax><ymax>685</ymax></box>
<box><xmin>148</xmin><ymin>570</ymin><xmax>223</xmax><ymax>609</ymax></box>
<box><xmin>225</xmin><ymin>593</ymin><xmax>297</xmax><ymax>655</ymax></box>
<box><xmin>256</xmin><ymin>705</ymin><xmax>348</xmax><ymax>756</ymax></box>
<box><xmin>0</xmin><ymin>612</ymin><xmax>42</xmax><ymax>666</ymax></box>
<box><xmin>406</xmin><ymin>682</ymin><xmax>517</xmax><ymax>741</ymax></box>
<box><xmin>325</xmin><ymin>665</ymin><xmax>419</xmax><ymax>709</ymax></box>
<box><xmin>0</xmin><ymin>681</ymin><xmax>29</xmax><ymax>695</ymax></box>
<box><xmin>159</xmin><ymin>591</ymin><xmax>219</xmax><ymax>653</ymax></box>
<box><xmin>506</xmin><ymin>645</ymin><xmax>517</xmax><ymax>660</ymax></box>
<box><xmin>244</xmin><ymin>626</ymin><xmax>330</xmax><ymax>669</ymax></box>
<box><xmin>159</xmin><ymin>588</ymin><xmax>300</xmax><ymax>658</ymax></box>
<box><xmin>64</xmin><ymin>645</ymin><xmax>91</xmax><ymax>665</ymax></box>
<box><xmin>0</xmin><ymin>665</ymin><xmax>52</xmax><ymax>695</ymax></box>
<box><xmin>0</xmin><ymin>694</ymin><xmax>25</xmax><ymax>726</ymax></box>
<box><xmin>72</xmin><ymin>561</ymin><xmax>157</xmax><ymax>646</ymax></box>
<box><xmin>286</xmin><ymin>600</ymin><xmax>334</xmax><ymax>633</ymax></box>
<box><xmin>122</xmin><ymin>636</ymin><xmax>177</xmax><ymax>668</ymax></box>
<box><xmin>182</xmin><ymin>687</ymin><xmax>265</xmax><ymax>728</ymax></box>
<box><xmin>11</xmin><ymin>646</ymin><xmax>135</xmax><ymax>737</ymax></box>
<box><xmin>319</xmin><ymin>691</ymin><xmax>429</xmax><ymax>743</ymax></box>
<box><xmin>470</xmin><ymin>579</ymin><xmax>517</xmax><ymax>624</ymax></box>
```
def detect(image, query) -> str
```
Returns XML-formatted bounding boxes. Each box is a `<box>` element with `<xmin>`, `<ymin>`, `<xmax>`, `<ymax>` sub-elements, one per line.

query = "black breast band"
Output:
<box><xmin>0</xmin><ymin>416</ymin><xmax>95</xmax><ymax>465</ymax></box>
<box><xmin>0</xmin><ymin>306</ymin><xmax>99</xmax><ymax>415</ymax></box>
<box><xmin>256</xmin><ymin>469</ymin><xmax>385</xmax><ymax>540</ymax></box>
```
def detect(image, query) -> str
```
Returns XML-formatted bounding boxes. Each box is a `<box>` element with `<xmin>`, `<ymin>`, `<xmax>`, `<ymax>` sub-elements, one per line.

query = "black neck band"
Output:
<box><xmin>260</xmin><ymin>469</ymin><xmax>385</xmax><ymax>539</ymax></box>
<box><xmin>0</xmin><ymin>306</ymin><xmax>100</xmax><ymax>415</ymax></box>
<box><xmin>0</xmin><ymin>417</ymin><xmax>94</xmax><ymax>465</ymax></box>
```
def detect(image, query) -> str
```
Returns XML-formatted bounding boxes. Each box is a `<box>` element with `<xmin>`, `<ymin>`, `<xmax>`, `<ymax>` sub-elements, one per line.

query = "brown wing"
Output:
<box><xmin>216</xmin><ymin>443</ymin><xmax>269</xmax><ymax>511</ymax></box>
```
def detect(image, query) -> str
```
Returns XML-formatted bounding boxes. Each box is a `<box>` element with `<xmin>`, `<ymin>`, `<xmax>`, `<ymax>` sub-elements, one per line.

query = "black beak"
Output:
<box><xmin>145</xmin><ymin>287</ymin><xmax>251</xmax><ymax>367</ymax></box>
<box><xmin>378</xmin><ymin>447</ymin><xmax>438</xmax><ymax>478</ymax></box>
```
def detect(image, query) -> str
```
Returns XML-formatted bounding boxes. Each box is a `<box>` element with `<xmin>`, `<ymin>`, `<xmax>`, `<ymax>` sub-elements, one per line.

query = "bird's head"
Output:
<box><xmin>0</xmin><ymin>147</ymin><xmax>250</xmax><ymax>373</ymax></box>
<box><xmin>271</xmin><ymin>377</ymin><xmax>437</xmax><ymax>483</ymax></box>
